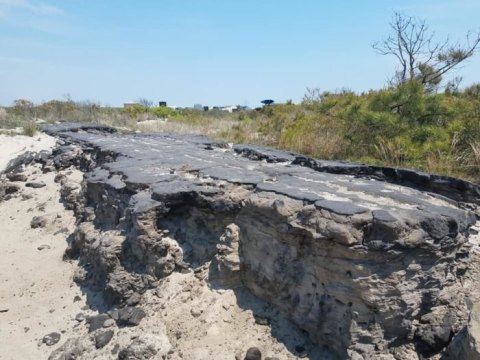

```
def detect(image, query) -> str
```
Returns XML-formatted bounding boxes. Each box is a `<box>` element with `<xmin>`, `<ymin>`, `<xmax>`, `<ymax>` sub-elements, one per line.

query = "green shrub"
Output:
<box><xmin>151</xmin><ymin>106</ymin><xmax>177</xmax><ymax>119</ymax></box>
<box><xmin>23</xmin><ymin>122</ymin><xmax>38</xmax><ymax>137</ymax></box>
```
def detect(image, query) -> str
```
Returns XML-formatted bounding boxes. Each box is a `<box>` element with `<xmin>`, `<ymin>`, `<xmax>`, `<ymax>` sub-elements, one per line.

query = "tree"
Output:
<box><xmin>11</xmin><ymin>99</ymin><xmax>34</xmax><ymax>118</ymax></box>
<box><xmin>78</xmin><ymin>100</ymin><xmax>101</xmax><ymax>122</ymax></box>
<box><xmin>373</xmin><ymin>12</ymin><xmax>480</xmax><ymax>91</ymax></box>
<box><xmin>137</xmin><ymin>98</ymin><xmax>153</xmax><ymax>108</ymax></box>
<box><xmin>261</xmin><ymin>99</ymin><xmax>274</xmax><ymax>106</ymax></box>
<box><xmin>40</xmin><ymin>99</ymin><xmax>76</xmax><ymax>120</ymax></box>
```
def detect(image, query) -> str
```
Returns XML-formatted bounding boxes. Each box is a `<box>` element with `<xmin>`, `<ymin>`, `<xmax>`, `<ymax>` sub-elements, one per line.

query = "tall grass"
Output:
<box><xmin>23</xmin><ymin>121</ymin><xmax>38</xmax><ymax>137</ymax></box>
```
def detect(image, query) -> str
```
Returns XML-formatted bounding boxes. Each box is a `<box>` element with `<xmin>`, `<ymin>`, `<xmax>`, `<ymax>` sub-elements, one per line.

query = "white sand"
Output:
<box><xmin>0</xmin><ymin>161</ymin><xmax>90</xmax><ymax>359</ymax></box>
<box><xmin>0</xmin><ymin>134</ymin><xmax>57</xmax><ymax>172</ymax></box>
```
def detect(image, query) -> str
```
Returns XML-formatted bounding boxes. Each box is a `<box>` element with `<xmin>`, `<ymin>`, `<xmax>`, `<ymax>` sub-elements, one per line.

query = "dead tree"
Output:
<box><xmin>373</xmin><ymin>12</ymin><xmax>480</xmax><ymax>90</ymax></box>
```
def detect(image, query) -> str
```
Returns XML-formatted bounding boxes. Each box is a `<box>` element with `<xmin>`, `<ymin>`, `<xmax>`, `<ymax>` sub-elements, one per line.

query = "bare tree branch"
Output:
<box><xmin>373</xmin><ymin>12</ymin><xmax>480</xmax><ymax>91</ymax></box>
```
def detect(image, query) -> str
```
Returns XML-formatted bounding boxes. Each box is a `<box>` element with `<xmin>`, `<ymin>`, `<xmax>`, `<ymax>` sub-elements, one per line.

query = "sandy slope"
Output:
<box><xmin>0</xmin><ymin>150</ymin><xmax>90</xmax><ymax>359</ymax></box>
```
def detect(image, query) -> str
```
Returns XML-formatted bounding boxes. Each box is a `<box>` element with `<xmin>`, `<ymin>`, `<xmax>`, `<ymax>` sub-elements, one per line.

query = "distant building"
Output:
<box><xmin>193</xmin><ymin>104</ymin><xmax>203</xmax><ymax>110</ymax></box>
<box><xmin>123</xmin><ymin>102</ymin><xmax>139</xmax><ymax>109</ymax></box>
<box><xmin>203</xmin><ymin>106</ymin><xmax>209</xmax><ymax>111</ymax></box>
<box><xmin>158</xmin><ymin>101</ymin><xmax>167</xmax><ymax>107</ymax></box>
<box><xmin>221</xmin><ymin>105</ymin><xmax>239</xmax><ymax>113</ymax></box>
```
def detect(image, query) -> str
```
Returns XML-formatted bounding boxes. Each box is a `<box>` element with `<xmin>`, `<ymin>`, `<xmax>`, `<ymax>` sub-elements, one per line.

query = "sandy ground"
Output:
<box><xmin>138</xmin><ymin>271</ymin><xmax>332</xmax><ymax>360</ymax></box>
<box><xmin>0</xmin><ymin>134</ymin><xmax>57</xmax><ymax>172</ymax></box>
<box><xmin>137</xmin><ymin>119</ymin><xmax>167</xmax><ymax>127</ymax></box>
<box><xmin>0</xmin><ymin>141</ymin><xmax>90</xmax><ymax>360</ymax></box>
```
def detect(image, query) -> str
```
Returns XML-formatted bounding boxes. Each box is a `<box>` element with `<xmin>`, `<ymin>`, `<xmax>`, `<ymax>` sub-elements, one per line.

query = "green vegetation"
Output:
<box><xmin>22</xmin><ymin>121</ymin><xmax>38</xmax><ymax>137</ymax></box>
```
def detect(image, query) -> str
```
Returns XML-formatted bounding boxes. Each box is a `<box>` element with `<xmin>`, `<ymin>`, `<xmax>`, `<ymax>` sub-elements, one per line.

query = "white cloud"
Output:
<box><xmin>0</xmin><ymin>0</ymin><xmax>63</xmax><ymax>15</ymax></box>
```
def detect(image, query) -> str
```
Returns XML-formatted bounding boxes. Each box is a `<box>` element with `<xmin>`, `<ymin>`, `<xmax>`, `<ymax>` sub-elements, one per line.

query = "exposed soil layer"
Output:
<box><xmin>2</xmin><ymin>122</ymin><xmax>479</xmax><ymax>359</ymax></box>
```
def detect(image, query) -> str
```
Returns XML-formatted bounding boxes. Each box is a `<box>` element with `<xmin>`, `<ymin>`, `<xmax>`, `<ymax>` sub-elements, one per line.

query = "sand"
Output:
<box><xmin>0</xmin><ymin>134</ymin><xmax>57</xmax><ymax>172</ymax></box>
<box><xmin>0</xmin><ymin>136</ymin><xmax>90</xmax><ymax>360</ymax></box>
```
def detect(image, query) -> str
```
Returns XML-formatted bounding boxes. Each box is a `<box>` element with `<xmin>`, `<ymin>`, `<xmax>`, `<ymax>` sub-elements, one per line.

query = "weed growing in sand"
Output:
<box><xmin>23</xmin><ymin>122</ymin><xmax>38</xmax><ymax>137</ymax></box>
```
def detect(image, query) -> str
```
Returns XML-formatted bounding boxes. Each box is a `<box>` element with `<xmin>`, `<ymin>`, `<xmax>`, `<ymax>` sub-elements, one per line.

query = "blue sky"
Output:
<box><xmin>1</xmin><ymin>0</ymin><xmax>479</xmax><ymax>107</ymax></box>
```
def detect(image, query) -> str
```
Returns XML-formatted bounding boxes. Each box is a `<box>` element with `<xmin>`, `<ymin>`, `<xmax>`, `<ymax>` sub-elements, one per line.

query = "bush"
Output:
<box><xmin>151</xmin><ymin>106</ymin><xmax>177</xmax><ymax>119</ymax></box>
<box><xmin>23</xmin><ymin>122</ymin><xmax>38</xmax><ymax>137</ymax></box>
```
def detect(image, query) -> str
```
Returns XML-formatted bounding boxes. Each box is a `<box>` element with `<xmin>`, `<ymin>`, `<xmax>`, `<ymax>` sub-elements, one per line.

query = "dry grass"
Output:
<box><xmin>137</xmin><ymin>118</ymin><xmax>242</xmax><ymax>139</ymax></box>
<box><xmin>373</xmin><ymin>137</ymin><xmax>408</xmax><ymax>167</ymax></box>
<box><xmin>279</xmin><ymin>125</ymin><xmax>347</xmax><ymax>160</ymax></box>
<box><xmin>469</xmin><ymin>142</ymin><xmax>480</xmax><ymax>166</ymax></box>
<box><xmin>22</xmin><ymin>121</ymin><xmax>38</xmax><ymax>137</ymax></box>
